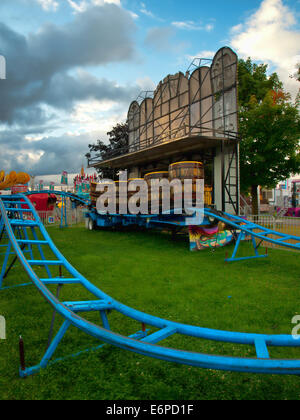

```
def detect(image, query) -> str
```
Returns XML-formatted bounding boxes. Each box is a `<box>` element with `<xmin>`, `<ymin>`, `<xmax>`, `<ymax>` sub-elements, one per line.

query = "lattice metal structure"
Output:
<box><xmin>89</xmin><ymin>47</ymin><xmax>240</xmax><ymax>214</ymax></box>
<box><xmin>186</xmin><ymin>57</ymin><xmax>213</xmax><ymax>73</ymax></box>
<box><xmin>127</xmin><ymin>47</ymin><xmax>238</xmax><ymax>151</ymax></box>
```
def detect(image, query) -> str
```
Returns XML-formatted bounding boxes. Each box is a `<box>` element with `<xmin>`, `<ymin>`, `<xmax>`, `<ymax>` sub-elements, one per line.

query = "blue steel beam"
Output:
<box><xmin>1</xmin><ymin>195</ymin><xmax>300</xmax><ymax>376</ymax></box>
<box><xmin>202</xmin><ymin>208</ymin><xmax>300</xmax><ymax>250</ymax></box>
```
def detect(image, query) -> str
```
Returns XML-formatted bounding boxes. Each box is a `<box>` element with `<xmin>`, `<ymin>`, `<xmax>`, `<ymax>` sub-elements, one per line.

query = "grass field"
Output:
<box><xmin>0</xmin><ymin>224</ymin><xmax>300</xmax><ymax>400</ymax></box>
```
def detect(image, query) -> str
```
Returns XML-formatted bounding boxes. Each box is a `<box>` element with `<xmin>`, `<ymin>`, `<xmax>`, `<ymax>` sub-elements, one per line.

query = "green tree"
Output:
<box><xmin>86</xmin><ymin>123</ymin><xmax>128</xmax><ymax>179</ymax></box>
<box><xmin>294</xmin><ymin>63</ymin><xmax>300</xmax><ymax>107</ymax></box>
<box><xmin>238</xmin><ymin>58</ymin><xmax>300</xmax><ymax>214</ymax></box>
<box><xmin>238</xmin><ymin>58</ymin><xmax>283</xmax><ymax>106</ymax></box>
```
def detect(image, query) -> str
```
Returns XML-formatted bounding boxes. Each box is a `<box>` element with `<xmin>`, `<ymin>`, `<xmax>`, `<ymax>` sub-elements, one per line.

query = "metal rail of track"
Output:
<box><xmin>1</xmin><ymin>194</ymin><xmax>300</xmax><ymax>377</ymax></box>
<box><xmin>201</xmin><ymin>208</ymin><xmax>300</xmax><ymax>262</ymax></box>
<box><xmin>203</xmin><ymin>209</ymin><xmax>300</xmax><ymax>250</ymax></box>
<box><xmin>24</xmin><ymin>190</ymin><xmax>90</xmax><ymax>206</ymax></box>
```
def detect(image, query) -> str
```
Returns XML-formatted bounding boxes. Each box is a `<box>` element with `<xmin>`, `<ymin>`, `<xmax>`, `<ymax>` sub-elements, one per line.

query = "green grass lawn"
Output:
<box><xmin>0</xmin><ymin>224</ymin><xmax>300</xmax><ymax>400</ymax></box>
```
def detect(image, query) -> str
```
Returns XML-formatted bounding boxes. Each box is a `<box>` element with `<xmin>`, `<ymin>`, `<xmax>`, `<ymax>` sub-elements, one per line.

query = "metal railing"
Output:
<box><xmin>247</xmin><ymin>214</ymin><xmax>300</xmax><ymax>251</ymax></box>
<box><xmin>240</xmin><ymin>195</ymin><xmax>252</xmax><ymax>216</ymax></box>
<box><xmin>36</xmin><ymin>207</ymin><xmax>87</xmax><ymax>227</ymax></box>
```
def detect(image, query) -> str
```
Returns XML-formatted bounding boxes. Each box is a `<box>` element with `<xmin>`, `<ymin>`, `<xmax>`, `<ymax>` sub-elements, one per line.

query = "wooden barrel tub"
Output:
<box><xmin>169</xmin><ymin>161</ymin><xmax>204</xmax><ymax>208</ymax></box>
<box><xmin>90</xmin><ymin>181</ymin><xmax>114</xmax><ymax>207</ymax></box>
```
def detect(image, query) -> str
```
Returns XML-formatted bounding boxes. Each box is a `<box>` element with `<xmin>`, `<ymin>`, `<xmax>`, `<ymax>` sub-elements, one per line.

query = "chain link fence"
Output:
<box><xmin>247</xmin><ymin>215</ymin><xmax>300</xmax><ymax>251</ymax></box>
<box><xmin>37</xmin><ymin>207</ymin><xmax>87</xmax><ymax>227</ymax></box>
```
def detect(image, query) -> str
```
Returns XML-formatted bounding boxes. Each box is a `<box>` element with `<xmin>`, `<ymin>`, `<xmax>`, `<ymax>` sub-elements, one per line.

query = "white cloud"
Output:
<box><xmin>230</xmin><ymin>0</ymin><xmax>300</xmax><ymax>99</ymax></box>
<box><xmin>36</xmin><ymin>0</ymin><xmax>59</xmax><ymax>11</ymax></box>
<box><xmin>205</xmin><ymin>24</ymin><xmax>214</xmax><ymax>32</ymax></box>
<box><xmin>140</xmin><ymin>2</ymin><xmax>154</xmax><ymax>18</ymax></box>
<box><xmin>66</xmin><ymin>0</ymin><xmax>121</xmax><ymax>13</ymax></box>
<box><xmin>230</xmin><ymin>23</ymin><xmax>243</xmax><ymax>34</ymax></box>
<box><xmin>172</xmin><ymin>21</ymin><xmax>214</xmax><ymax>31</ymax></box>
<box><xmin>129</xmin><ymin>11</ymin><xmax>139</xmax><ymax>19</ymax></box>
<box><xmin>186</xmin><ymin>50</ymin><xmax>215</xmax><ymax>62</ymax></box>
<box><xmin>95</xmin><ymin>0</ymin><xmax>120</xmax><ymax>4</ymax></box>
<box><xmin>172</xmin><ymin>21</ymin><xmax>200</xmax><ymax>30</ymax></box>
<box><xmin>25</xmin><ymin>134</ymin><xmax>47</xmax><ymax>142</ymax></box>
<box><xmin>139</xmin><ymin>2</ymin><xmax>164</xmax><ymax>21</ymax></box>
<box><xmin>66</xmin><ymin>0</ymin><xmax>87</xmax><ymax>13</ymax></box>
<box><xmin>69</xmin><ymin>98</ymin><xmax>126</xmax><ymax>134</ymax></box>
<box><xmin>17</xmin><ymin>150</ymin><xmax>45</xmax><ymax>165</ymax></box>
<box><xmin>136</xmin><ymin>76</ymin><xmax>155</xmax><ymax>91</ymax></box>
<box><xmin>93</xmin><ymin>0</ymin><xmax>120</xmax><ymax>5</ymax></box>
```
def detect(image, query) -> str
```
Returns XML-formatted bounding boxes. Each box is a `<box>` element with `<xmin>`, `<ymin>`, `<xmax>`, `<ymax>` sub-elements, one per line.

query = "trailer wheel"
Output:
<box><xmin>87</xmin><ymin>218</ymin><xmax>95</xmax><ymax>231</ymax></box>
<box><xmin>208</xmin><ymin>216</ymin><xmax>216</xmax><ymax>225</ymax></box>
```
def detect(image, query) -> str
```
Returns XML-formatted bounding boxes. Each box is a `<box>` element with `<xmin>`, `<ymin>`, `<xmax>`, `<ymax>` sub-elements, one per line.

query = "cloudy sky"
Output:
<box><xmin>0</xmin><ymin>0</ymin><xmax>299</xmax><ymax>183</ymax></box>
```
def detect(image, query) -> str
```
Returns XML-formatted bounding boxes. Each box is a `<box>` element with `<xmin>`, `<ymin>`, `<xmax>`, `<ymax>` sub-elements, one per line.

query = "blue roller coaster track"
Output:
<box><xmin>202</xmin><ymin>208</ymin><xmax>300</xmax><ymax>262</ymax></box>
<box><xmin>1</xmin><ymin>194</ymin><xmax>300</xmax><ymax>377</ymax></box>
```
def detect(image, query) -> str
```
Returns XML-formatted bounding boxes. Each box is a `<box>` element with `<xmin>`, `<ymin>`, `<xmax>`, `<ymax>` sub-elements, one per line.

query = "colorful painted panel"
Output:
<box><xmin>189</xmin><ymin>225</ymin><xmax>234</xmax><ymax>251</ymax></box>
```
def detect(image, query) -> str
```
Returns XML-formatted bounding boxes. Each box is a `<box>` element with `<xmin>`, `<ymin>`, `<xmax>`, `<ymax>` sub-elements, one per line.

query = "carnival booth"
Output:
<box><xmin>27</xmin><ymin>193</ymin><xmax>57</xmax><ymax>211</ymax></box>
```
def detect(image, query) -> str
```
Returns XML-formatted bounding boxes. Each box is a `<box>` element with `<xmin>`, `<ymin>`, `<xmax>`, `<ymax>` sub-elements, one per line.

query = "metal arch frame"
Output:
<box><xmin>126</xmin><ymin>48</ymin><xmax>239</xmax><ymax>154</ymax></box>
<box><xmin>186</xmin><ymin>58</ymin><xmax>213</xmax><ymax>74</ymax></box>
<box><xmin>1</xmin><ymin>194</ymin><xmax>300</xmax><ymax>377</ymax></box>
<box><xmin>91</xmin><ymin>48</ymin><xmax>240</xmax><ymax>165</ymax></box>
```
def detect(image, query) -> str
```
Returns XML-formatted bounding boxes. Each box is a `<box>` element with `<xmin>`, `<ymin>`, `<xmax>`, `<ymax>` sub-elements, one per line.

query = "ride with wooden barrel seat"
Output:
<box><xmin>90</xmin><ymin>180</ymin><xmax>114</xmax><ymax>208</ymax></box>
<box><xmin>89</xmin><ymin>161</ymin><xmax>213</xmax><ymax>214</ymax></box>
<box><xmin>169</xmin><ymin>161</ymin><xmax>204</xmax><ymax>209</ymax></box>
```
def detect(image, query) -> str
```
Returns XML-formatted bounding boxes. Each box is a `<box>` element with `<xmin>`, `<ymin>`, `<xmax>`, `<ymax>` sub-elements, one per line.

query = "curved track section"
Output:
<box><xmin>1</xmin><ymin>195</ymin><xmax>300</xmax><ymax>376</ymax></box>
<box><xmin>203</xmin><ymin>208</ymin><xmax>300</xmax><ymax>251</ymax></box>
<box><xmin>24</xmin><ymin>189</ymin><xmax>90</xmax><ymax>206</ymax></box>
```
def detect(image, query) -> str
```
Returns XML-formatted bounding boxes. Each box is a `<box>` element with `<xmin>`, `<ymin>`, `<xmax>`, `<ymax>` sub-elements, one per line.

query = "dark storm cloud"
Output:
<box><xmin>28</xmin><ymin>5</ymin><xmax>136</xmax><ymax>72</ymax></box>
<box><xmin>0</xmin><ymin>128</ymin><xmax>107</xmax><ymax>176</ymax></box>
<box><xmin>27</xmin><ymin>133</ymin><xmax>97</xmax><ymax>175</ymax></box>
<box><xmin>44</xmin><ymin>71</ymin><xmax>139</xmax><ymax>110</ymax></box>
<box><xmin>0</xmin><ymin>3</ymin><xmax>141</xmax><ymax>175</ymax></box>
<box><xmin>0</xmin><ymin>3</ymin><xmax>138</xmax><ymax>124</ymax></box>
